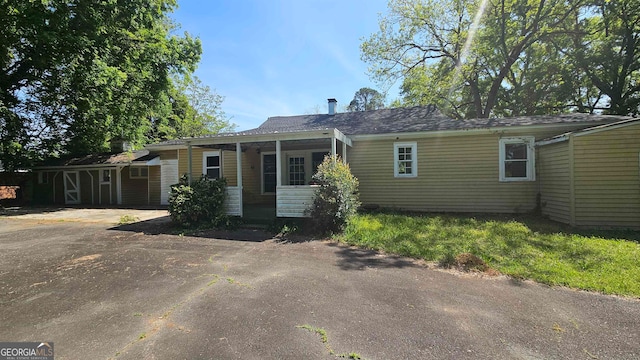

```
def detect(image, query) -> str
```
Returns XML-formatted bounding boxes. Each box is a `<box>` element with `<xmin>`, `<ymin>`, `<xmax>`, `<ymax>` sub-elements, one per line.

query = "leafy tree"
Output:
<box><xmin>346</xmin><ymin>87</ymin><xmax>386</xmax><ymax>112</ymax></box>
<box><xmin>148</xmin><ymin>75</ymin><xmax>235</xmax><ymax>142</ymax></box>
<box><xmin>565</xmin><ymin>0</ymin><xmax>640</xmax><ymax>115</ymax></box>
<box><xmin>361</xmin><ymin>0</ymin><xmax>585</xmax><ymax>119</ymax></box>
<box><xmin>0</xmin><ymin>0</ymin><xmax>201</xmax><ymax>170</ymax></box>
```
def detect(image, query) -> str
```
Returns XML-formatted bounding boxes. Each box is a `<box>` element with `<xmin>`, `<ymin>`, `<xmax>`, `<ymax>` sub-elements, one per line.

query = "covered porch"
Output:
<box><xmin>178</xmin><ymin>128</ymin><xmax>352</xmax><ymax>218</ymax></box>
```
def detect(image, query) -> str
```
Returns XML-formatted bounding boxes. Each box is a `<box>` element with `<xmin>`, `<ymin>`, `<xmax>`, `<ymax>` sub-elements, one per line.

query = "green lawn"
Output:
<box><xmin>337</xmin><ymin>212</ymin><xmax>640</xmax><ymax>297</ymax></box>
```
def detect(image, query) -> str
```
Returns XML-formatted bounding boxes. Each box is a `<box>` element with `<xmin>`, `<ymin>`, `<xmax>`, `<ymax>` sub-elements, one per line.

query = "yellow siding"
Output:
<box><xmin>158</xmin><ymin>150</ymin><xmax>178</xmax><ymax>160</ymax></box>
<box><xmin>538</xmin><ymin>142</ymin><xmax>571</xmax><ymax>224</ymax></box>
<box><xmin>350</xmin><ymin>132</ymin><xmax>542</xmax><ymax>213</ymax></box>
<box><xmin>148</xmin><ymin>166</ymin><xmax>161</xmax><ymax>205</ymax></box>
<box><xmin>121</xmin><ymin>167</ymin><xmax>148</xmax><ymax>205</ymax></box>
<box><xmin>224</xmin><ymin>150</ymin><xmax>237</xmax><ymax>185</ymax></box>
<box><xmin>572</xmin><ymin>123</ymin><xmax>640</xmax><ymax>228</ymax></box>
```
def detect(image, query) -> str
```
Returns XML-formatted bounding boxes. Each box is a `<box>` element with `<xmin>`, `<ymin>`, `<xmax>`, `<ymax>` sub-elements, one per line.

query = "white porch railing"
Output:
<box><xmin>225</xmin><ymin>186</ymin><xmax>242</xmax><ymax>216</ymax></box>
<box><xmin>276</xmin><ymin>185</ymin><xmax>318</xmax><ymax>217</ymax></box>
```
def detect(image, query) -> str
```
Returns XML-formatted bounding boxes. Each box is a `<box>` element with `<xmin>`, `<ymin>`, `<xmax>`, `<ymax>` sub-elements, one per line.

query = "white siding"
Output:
<box><xmin>225</xmin><ymin>186</ymin><xmax>242</xmax><ymax>216</ymax></box>
<box><xmin>276</xmin><ymin>185</ymin><xmax>317</xmax><ymax>217</ymax></box>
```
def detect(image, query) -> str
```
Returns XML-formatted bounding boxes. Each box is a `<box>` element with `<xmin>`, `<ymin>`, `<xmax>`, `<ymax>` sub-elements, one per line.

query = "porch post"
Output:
<box><xmin>236</xmin><ymin>142</ymin><xmax>243</xmax><ymax>217</ymax></box>
<box><xmin>187</xmin><ymin>141</ymin><xmax>193</xmax><ymax>186</ymax></box>
<box><xmin>116</xmin><ymin>166</ymin><xmax>123</xmax><ymax>205</ymax></box>
<box><xmin>342</xmin><ymin>141</ymin><xmax>347</xmax><ymax>164</ymax></box>
<box><xmin>276</xmin><ymin>140</ymin><xmax>282</xmax><ymax>187</ymax></box>
<box><xmin>331</xmin><ymin>136</ymin><xmax>337</xmax><ymax>162</ymax></box>
<box><xmin>275</xmin><ymin>140</ymin><xmax>282</xmax><ymax>217</ymax></box>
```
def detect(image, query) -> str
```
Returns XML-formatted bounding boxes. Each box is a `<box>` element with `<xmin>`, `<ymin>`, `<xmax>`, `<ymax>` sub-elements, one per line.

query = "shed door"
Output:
<box><xmin>63</xmin><ymin>171</ymin><xmax>81</xmax><ymax>205</ymax></box>
<box><xmin>160</xmin><ymin>160</ymin><xmax>179</xmax><ymax>205</ymax></box>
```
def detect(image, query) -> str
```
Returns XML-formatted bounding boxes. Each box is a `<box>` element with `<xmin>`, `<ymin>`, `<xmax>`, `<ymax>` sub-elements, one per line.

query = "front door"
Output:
<box><xmin>262</xmin><ymin>153</ymin><xmax>276</xmax><ymax>193</ymax></box>
<box><xmin>63</xmin><ymin>171</ymin><xmax>81</xmax><ymax>204</ymax></box>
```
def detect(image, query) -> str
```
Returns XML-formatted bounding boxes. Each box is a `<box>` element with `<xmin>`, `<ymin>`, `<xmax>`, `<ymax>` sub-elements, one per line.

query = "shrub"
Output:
<box><xmin>168</xmin><ymin>174</ymin><xmax>228</xmax><ymax>228</ymax></box>
<box><xmin>307</xmin><ymin>155</ymin><xmax>360</xmax><ymax>234</ymax></box>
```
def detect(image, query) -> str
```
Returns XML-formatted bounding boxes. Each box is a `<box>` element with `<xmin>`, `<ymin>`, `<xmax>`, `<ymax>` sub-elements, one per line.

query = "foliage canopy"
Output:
<box><xmin>361</xmin><ymin>0</ymin><xmax>639</xmax><ymax>119</ymax></box>
<box><xmin>0</xmin><ymin>0</ymin><xmax>223</xmax><ymax>171</ymax></box>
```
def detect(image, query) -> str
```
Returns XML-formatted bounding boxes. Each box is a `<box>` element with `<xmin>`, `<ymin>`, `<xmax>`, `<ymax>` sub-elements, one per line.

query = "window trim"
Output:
<box><xmin>202</xmin><ymin>150</ymin><xmax>222</xmax><ymax>180</ymax></box>
<box><xmin>499</xmin><ymin>137</ymin><xmax>535</xmax><ymax>182</ymax></box>
<box><xmin>394</xmin><ymin>142</ymin><xmax>418</xmax><ymax>178</ymax></box>
<box><xmin>129</xmin><ymin>166</ymin><xmax>148</xmax><ymax>179</ymax></box>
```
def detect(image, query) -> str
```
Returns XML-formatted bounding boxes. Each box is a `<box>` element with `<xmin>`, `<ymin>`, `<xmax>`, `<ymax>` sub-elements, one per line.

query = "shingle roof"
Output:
<box><xmin>150</xmin><ymin>106</ymin><xmax>631</xmax><ymax>146</ymax></box>
<box><xmin>39</xmin><ymin>150</ymin><xmax>156</xmax><ymax>167</ymax></box>
<box><xmin>537</xmin><ymin>117</ymin><xmax>640</xmax><ymax>144</ymax></box>
<box><xmin>253</xmin><ymin>107</ymin><xmax>628</xmax><ymax>135</ymax></box>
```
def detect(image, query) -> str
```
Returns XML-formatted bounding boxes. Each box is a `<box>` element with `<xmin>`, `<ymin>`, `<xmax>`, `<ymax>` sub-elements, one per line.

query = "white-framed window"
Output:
<box><xmin>288</xmin><ymin>156</ymin><xmax>305</xmax><ymax>185</ymax></box>
<box><xmin>394</xmin><ymin>142</ymin><xmax>417</xmax><ymax>178</ymax></box>
<box><xmin>499</xmin><ymin>137</ymin><xmax>535</xmax><ymax>181</ymax></box>
<box><xmin>203</xmin><ymin>151</ymin><xmax>221</xmax><ymax>179</ymax></box>
<box><xmin>129</xmin><ymin>167</ymin><xmax>148</xmax><ymax>179</ymax></box>
<box><xmin>101</xmin><ymin>169</ymin><xmax>111</xmax><ymax>183</ymax></box>
<box><xmin>37</xmin><ymin>172</ymin><xmax>48</xmax><ymax>184</ymax></box>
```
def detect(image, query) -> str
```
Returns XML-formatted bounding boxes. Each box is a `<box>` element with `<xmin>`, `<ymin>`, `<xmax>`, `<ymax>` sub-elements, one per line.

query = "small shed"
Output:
<box><xmin>32</xmin><ymin>150</ymin><xmax>169</xmax><ymax>206</ymax></box>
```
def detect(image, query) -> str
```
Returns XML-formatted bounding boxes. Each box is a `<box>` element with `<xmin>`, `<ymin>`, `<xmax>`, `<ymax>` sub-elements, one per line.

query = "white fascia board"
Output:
<box><xmin>185</xmin><ymin>129</ymin><xmax>338</xmax><ymax>146</ymax></box>
<box><xmin>535</xmin><ymin>136</ymin><xmax>569</xmax><ymax>147</ymax></box>
<box><xmin>33</xmin><ymin>164</ymin><xmax>121</xmax><ymax>170</ymax></box>
<box><xmin>572</xmin><ymin>118</ymin><xmax>640</xmax><ymax>137</ymax></box>
<box><xmin>333</xmin><ymin>128</ymin><xmax>353</xmax><ymax>147</ymax></box>
<box><xmin>144</xmin><ymin>144</ymin><xmax>186</xmax><ymax>151</ymax></box>
<box><xmin>349</xmin><ymin>122</ymin><xmax>613</xmax><ymax>141</ymax></box>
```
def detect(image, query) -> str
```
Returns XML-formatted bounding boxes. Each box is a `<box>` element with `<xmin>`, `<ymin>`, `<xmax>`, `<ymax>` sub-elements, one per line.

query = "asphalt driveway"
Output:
<box><xmin>0</xmin><ymin>215</ymin><xmax>639</xmax><ymax>359</ymax></box>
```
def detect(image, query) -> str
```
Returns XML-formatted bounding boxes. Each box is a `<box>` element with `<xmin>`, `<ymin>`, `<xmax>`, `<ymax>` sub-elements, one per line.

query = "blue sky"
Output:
<box><xmin>170</xmin><ymin>0</ymin><xmax>396</xmax><ymax>131</ymax></box>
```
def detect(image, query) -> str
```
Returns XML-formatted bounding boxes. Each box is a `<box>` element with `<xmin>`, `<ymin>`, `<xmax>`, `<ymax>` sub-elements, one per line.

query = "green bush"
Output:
<box><xmin>168</xmin><ymin>174</ymin><xmax>228</xmax><ymax>228</ymax></box>
<box><xmin>307</xmin><ymin>155</ymin><xmax>360</xmax><ymax>234</ymax></box>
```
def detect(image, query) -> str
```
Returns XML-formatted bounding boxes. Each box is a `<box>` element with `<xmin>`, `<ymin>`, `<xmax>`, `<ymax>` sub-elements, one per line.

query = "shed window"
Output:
<box><xmin>394</xmin><ymin>142</ymin><xmax>417</xmax><ymax>177</ymax></box>
<box><xmin>203</xmin><ymin>151</ymin><xmax>221</xmax><ymax>179</ymax></box>
<box><xmin>101</xmin><ymin>170</ymin><xmax>111</xmax><ymax>183</ymax></box>
<box><xmin>130</xmin><ymin>167</ymin><xmax>148</xmax><ymax>179</ymax></box>
<box><xmin>499</xmin><ymin>137</ymin><xmax>535</xmax><ymax>181</ymax></box>
<box><xmin>38</xmin><ymin>172</ymin><xmax>48</xmax><ymax>184</ymax></box>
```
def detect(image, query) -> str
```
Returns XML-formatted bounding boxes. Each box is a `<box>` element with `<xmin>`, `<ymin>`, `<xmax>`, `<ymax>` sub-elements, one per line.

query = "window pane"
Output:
<box><xmin>505</xmin><ymin>143</ymin><xmax>527</xmax><ymax>160</ymax></box>
<box><xmin>505</xmin><ymin>160</ymin><xmax>527</xmax><ymax>178</ymax></box>
<box><xmin>102</xmin><ymin>170</ymin><xmax>110</xmax><ymax>182</ymax></box>
<box><xmin>130</xmin><ymin>168</ymin><xmax>138</xmax><ymax>177</ymax></box>
<box><xmin>206</xmin><ymin>168</ymin><xmax>220</xmax><ymax>179</ymax></box>
<box><xmin>289</xmin><ymin>156</ymin><xmax>305</xmax><ymax>185</ymax></box>
<box><xmin>140</xmin><ymin>167</ymin><xmax>148</xmax><ymax>177</ymax></box>
<box><xmin>207</xmin><ymin>156</ymin><xmax>220</xmax><ymax>167</ymax></box>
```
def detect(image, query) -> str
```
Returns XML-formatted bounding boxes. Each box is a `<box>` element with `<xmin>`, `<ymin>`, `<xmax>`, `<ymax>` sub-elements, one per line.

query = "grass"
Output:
<box><xmin>338</xmin><ymin>212</ymin><xmax>640</xmax><ymax>297</ymax></box>
<box><xmin>117</xmin><ymin>214</ymin><xmax>140</xmax><ymax>225</ymax></box>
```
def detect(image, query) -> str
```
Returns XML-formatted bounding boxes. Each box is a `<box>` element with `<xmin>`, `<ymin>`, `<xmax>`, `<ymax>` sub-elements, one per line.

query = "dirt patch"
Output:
<box><xmin>440</xmin><ymin>252</ymin><xmax>500</xmax><ymax>276</ymax></box>
<box><xmin>58</xmin><ymin>254</ymin><xmax>103</xmax><ymax>271</ymax></box>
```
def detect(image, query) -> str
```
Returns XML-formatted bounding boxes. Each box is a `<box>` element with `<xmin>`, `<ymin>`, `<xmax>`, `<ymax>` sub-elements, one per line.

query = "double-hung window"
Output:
<box><xmin>203</xmin><ymin>151</ymin><xmax>221</xmax><ymax>179</ymax></box>
<box><xmin>394</xmin><ymin>142</ymin><xmax>417</xmax><ymax>177</ymax></box>
<box><xmin>499</xmin><ymin>137</ymin><xmax>535</xmax><ymax>181</ymax></box>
